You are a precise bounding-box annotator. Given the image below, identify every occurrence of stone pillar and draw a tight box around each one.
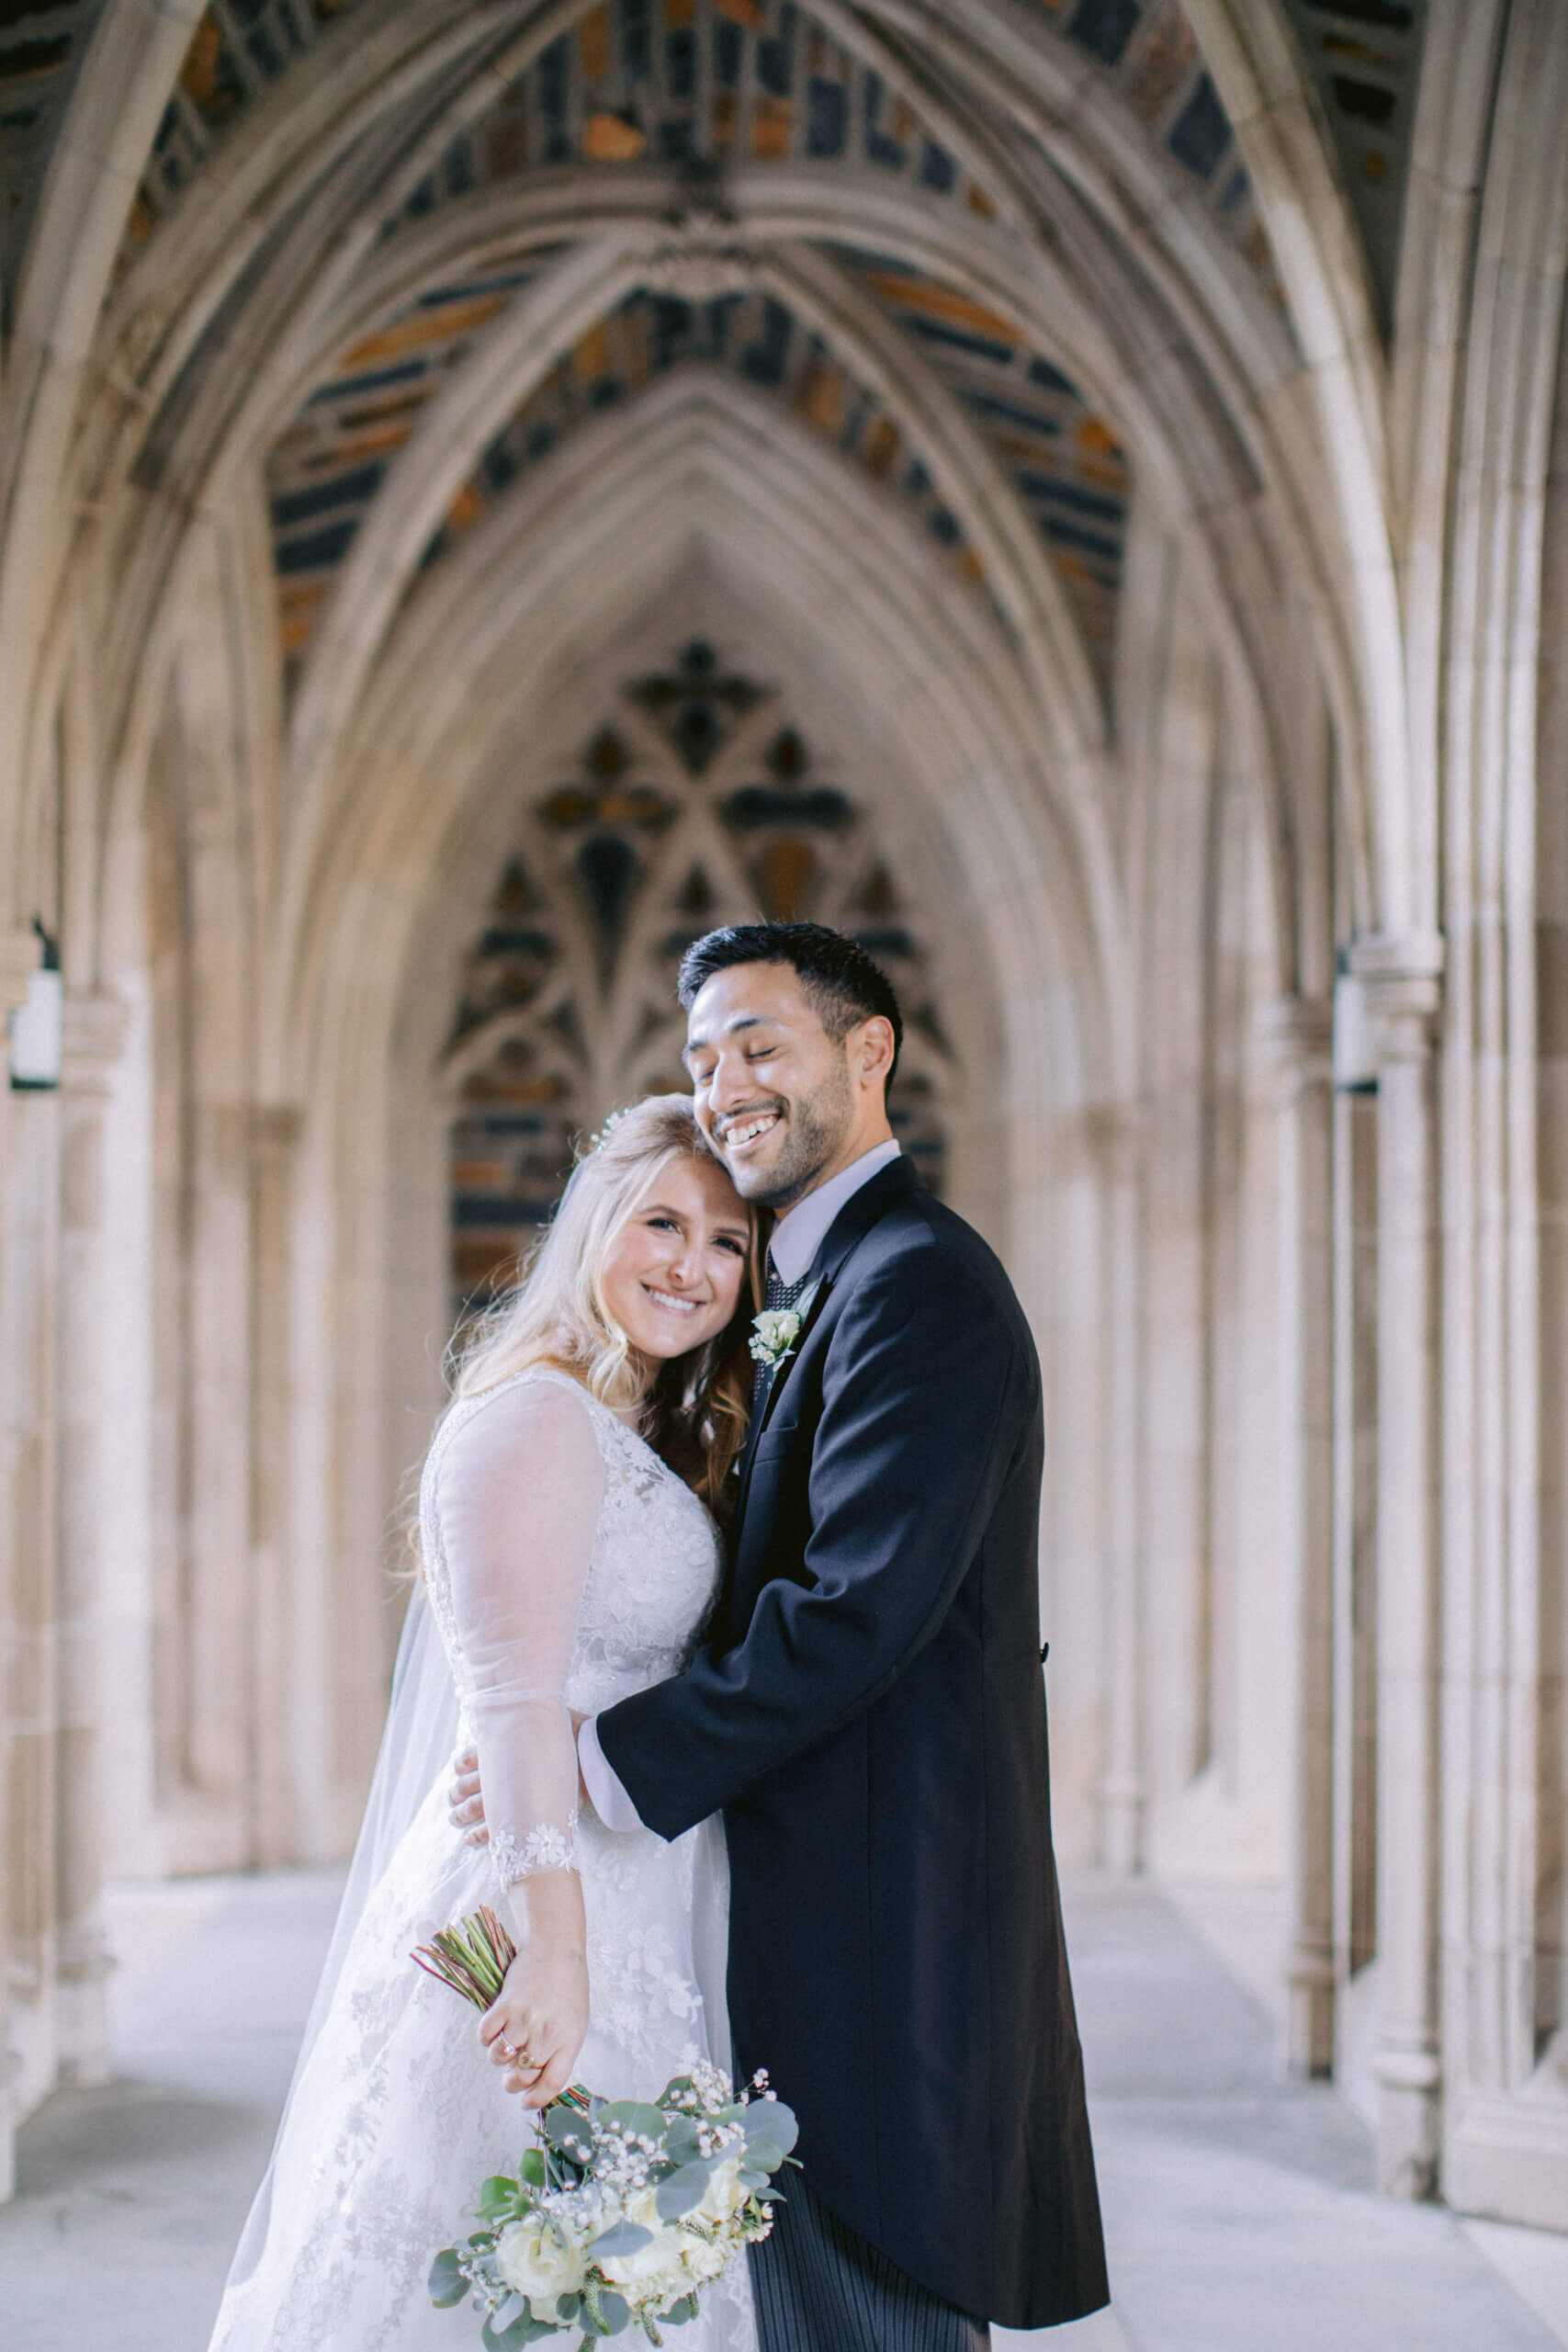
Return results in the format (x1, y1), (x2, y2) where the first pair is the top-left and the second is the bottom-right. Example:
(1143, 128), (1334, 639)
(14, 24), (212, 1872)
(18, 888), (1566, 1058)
(53, 991), (128, 2086)
(1358, 940), (1446, 2196)
(0, 929), (61, 2197)
(1098, 1104), (1145, 1871)
(0, 926), (42, 2201)
(1330, 1086), (1379, 2086)
(246, 1105), (301, 1869)
(1259, 995), (1337, 2075)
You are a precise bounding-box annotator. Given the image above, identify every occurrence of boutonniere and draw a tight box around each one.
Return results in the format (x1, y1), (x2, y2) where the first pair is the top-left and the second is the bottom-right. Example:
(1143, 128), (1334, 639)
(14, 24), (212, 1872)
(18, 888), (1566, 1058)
(749, 1308), (803, 1368)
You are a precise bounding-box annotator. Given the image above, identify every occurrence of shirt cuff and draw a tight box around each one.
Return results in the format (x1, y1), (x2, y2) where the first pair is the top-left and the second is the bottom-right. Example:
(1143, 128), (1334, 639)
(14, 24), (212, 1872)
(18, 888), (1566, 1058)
(578, 1714), (644, 1833)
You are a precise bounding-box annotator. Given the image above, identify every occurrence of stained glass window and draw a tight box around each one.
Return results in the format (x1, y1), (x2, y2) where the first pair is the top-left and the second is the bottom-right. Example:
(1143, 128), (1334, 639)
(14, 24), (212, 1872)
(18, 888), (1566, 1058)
(446, 640), (952, 1316)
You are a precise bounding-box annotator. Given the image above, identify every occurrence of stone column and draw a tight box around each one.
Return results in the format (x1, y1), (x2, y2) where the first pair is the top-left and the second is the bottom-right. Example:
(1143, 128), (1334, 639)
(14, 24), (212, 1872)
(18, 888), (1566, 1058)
(1330, 1086), (1379, 2082)
(1097, 1103), (1145, 1871)
(1358, 940), (1446, 2197)
(246, 1105), (301, 1869)
(0, 929), (62, 2196)
(0, 925), (43, 2201)
(53, 991), (128, 2086)
(1258, 995), (1337, 2075)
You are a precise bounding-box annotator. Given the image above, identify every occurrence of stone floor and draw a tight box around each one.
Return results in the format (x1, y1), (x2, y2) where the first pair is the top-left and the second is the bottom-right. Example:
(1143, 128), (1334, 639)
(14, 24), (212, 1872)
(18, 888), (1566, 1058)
(1, 1869), (1565, 2351)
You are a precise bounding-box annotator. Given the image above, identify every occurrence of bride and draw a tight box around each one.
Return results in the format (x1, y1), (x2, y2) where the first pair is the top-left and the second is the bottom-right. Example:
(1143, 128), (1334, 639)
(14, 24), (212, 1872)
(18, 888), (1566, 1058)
(209, 1095), (762, 2351)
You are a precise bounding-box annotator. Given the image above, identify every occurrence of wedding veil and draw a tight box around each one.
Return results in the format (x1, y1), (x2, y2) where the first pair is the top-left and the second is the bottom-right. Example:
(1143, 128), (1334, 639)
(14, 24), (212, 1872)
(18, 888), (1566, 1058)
(220, 1577), (460, 2290)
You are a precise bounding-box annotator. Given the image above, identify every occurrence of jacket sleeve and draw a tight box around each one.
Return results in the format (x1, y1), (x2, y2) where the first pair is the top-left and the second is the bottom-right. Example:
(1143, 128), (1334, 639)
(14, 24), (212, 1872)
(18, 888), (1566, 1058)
(595, 1250), (1021, 1840)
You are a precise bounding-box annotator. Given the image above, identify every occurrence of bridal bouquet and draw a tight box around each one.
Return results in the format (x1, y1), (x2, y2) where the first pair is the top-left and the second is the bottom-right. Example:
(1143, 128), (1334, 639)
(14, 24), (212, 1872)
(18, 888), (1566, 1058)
(415, 1912), (797, 2346)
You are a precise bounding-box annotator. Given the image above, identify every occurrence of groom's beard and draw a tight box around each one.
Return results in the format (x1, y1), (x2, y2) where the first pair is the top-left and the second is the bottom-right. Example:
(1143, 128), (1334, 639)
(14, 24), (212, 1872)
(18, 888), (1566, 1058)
(723, 1064), (854, 1210)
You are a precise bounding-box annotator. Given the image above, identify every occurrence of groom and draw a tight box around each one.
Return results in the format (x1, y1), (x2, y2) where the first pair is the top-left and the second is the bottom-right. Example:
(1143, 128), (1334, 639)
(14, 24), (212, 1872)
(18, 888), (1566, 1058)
(460, 922), (1109, 2346)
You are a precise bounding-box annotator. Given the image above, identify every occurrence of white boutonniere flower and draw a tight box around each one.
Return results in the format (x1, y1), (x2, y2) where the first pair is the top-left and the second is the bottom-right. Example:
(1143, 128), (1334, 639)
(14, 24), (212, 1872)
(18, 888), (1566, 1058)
(749, 1307), (803, 1368)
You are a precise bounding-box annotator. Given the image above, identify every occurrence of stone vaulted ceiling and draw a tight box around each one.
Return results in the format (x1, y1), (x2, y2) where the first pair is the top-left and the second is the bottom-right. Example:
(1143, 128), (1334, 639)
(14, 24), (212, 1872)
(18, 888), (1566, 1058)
(22, 0), (1427, 763)
(243, 0), (1159, 715)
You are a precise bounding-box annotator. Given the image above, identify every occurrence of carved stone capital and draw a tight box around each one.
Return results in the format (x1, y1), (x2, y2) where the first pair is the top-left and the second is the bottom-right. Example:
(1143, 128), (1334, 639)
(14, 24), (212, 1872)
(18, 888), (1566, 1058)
(1346, 933), (1445, 1062)
(1256, 995), (1335, 1097)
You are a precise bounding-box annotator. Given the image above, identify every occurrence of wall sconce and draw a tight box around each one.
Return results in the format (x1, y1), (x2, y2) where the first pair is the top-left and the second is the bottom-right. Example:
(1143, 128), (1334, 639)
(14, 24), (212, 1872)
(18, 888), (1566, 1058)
(1332, 967), (1378, 1095)
(7, 918), (62, 1091)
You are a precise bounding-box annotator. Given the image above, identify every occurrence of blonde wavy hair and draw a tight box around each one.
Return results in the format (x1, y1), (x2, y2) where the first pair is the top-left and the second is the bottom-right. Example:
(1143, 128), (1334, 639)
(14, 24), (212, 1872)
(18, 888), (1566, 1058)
(448, 1094), (761, 1510)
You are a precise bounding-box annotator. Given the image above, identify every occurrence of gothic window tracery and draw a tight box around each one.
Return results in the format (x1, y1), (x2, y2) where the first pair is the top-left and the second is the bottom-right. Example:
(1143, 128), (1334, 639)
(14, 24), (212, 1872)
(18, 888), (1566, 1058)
(446, 639), (952, 1315)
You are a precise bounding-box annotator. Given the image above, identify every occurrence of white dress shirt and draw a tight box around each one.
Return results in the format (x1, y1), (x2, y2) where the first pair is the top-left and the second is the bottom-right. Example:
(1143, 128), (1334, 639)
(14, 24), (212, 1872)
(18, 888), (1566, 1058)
(579, 1138), (903, 1832)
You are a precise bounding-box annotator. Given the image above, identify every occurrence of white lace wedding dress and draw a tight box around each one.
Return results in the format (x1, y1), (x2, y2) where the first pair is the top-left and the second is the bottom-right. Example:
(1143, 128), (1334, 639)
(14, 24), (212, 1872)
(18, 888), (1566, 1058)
(209, 1368), (758, 2351)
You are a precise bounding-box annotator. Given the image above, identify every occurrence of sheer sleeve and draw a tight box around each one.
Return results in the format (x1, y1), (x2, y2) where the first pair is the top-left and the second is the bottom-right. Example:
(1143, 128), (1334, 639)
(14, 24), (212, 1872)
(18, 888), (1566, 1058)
(432, 1376), (605, 1896)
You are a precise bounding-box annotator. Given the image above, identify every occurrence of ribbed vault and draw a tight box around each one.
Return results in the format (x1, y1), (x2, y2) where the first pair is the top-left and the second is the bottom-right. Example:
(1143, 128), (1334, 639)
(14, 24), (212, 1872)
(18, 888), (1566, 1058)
(58, 0), (1373, 973)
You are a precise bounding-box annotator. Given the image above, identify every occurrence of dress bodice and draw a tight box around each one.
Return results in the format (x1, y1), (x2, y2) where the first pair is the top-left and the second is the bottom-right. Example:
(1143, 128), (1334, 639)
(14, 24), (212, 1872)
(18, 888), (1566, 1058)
(421, 1366), (724, 1709)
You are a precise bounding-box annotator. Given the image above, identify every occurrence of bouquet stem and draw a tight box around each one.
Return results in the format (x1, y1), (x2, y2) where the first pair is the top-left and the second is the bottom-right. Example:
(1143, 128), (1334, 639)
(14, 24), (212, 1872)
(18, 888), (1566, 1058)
(411, 1905), (516, 2010)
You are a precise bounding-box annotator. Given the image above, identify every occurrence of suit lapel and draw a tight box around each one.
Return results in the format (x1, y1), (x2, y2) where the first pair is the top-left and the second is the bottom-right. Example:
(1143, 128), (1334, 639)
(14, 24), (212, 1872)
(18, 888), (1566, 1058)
(732, 1156), (919, 1524)
(733, 1272), (824, 1510)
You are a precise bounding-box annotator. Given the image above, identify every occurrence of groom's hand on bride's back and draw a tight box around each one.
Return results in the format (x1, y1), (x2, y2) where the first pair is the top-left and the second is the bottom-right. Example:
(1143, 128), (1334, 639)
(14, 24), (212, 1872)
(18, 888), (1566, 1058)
(448, 1746), (488, 1844)
(448, 1724), (590, 1842)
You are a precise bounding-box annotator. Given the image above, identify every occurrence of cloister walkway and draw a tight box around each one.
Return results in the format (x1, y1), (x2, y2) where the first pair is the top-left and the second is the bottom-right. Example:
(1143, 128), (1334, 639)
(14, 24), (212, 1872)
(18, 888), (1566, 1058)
(0, 1871), (1563, 2351)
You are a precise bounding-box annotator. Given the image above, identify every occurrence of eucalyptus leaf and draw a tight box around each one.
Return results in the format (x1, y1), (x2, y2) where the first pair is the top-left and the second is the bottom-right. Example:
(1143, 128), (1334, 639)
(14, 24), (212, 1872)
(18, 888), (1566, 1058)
(595, 2100), (667, 2142)
(481, 2310), (552, 2350)
(478, 2174), (522, 2221)
(588, 2218), (654, 2257)
(428, 2248), (468, 2308)
(743, 2101), (798, 2157)
(545, 2105), (595, 2162)
(660, 2118), (702, 2165)
(662, 2295), (698, 2326)
(519, 2147), (547, 2188)
(595, 2289), (631, 2335)
(654, 2158), (716, 2220)
(480, 2302), (519, 2348)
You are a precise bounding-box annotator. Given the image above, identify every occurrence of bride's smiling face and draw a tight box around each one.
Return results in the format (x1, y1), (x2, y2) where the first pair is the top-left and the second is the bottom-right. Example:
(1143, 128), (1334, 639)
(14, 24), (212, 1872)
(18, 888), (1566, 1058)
(598, 1154), (751, 1362)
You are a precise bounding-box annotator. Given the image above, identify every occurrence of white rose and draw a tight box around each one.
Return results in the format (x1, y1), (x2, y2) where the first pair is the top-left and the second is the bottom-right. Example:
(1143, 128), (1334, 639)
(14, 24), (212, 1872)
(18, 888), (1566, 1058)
(693, 2154), (749, 2228)
(682, 2233), (731, 2285)
(493, 2211), (587, 2306)
(595, 2195), (692, 2306)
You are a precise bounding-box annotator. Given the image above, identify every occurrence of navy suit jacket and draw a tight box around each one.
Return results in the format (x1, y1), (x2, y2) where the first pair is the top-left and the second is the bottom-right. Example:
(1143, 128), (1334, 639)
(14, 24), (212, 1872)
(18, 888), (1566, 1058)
(596, 1158), (1109, 2326)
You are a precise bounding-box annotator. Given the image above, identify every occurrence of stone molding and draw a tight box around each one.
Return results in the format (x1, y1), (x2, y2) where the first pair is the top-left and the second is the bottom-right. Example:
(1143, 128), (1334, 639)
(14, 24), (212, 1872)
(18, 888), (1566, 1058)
(1346, 933), (1445, 1058)
(1256, 993), (1335, 1095)
(59, 993), (129, 1093)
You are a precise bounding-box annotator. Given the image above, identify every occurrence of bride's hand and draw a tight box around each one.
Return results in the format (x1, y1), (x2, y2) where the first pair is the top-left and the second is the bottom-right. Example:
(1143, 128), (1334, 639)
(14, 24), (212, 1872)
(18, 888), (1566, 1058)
(479, 1871), (590, 2107)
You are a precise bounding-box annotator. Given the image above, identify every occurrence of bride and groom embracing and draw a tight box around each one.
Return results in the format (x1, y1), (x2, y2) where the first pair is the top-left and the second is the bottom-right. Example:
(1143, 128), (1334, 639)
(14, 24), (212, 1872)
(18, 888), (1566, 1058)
(209, 922), (1110, 2352)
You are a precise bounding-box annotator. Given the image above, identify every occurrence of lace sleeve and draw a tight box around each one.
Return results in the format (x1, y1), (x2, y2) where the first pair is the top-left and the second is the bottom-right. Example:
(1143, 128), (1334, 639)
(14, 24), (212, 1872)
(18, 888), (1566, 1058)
(434, 1376), (606, 1899)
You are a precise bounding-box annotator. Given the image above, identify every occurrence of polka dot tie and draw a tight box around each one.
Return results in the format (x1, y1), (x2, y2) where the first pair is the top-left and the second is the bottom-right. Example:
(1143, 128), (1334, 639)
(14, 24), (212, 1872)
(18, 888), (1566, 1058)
(752, 1260), (813, 1408)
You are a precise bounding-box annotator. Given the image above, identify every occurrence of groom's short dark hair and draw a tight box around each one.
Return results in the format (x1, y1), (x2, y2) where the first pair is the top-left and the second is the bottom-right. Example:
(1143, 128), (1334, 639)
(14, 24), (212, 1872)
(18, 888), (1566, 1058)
(678, 922), (903, 1088)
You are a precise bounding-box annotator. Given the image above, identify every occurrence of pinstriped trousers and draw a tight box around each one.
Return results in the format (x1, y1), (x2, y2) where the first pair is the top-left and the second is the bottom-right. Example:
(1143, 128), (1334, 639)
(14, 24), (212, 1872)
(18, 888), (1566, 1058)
(749, 2175), (989, 2352)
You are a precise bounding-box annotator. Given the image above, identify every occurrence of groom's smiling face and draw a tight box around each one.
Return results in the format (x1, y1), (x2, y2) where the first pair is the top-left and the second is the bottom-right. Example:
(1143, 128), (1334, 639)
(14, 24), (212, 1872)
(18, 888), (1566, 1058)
(682, 962), (862, 1209)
